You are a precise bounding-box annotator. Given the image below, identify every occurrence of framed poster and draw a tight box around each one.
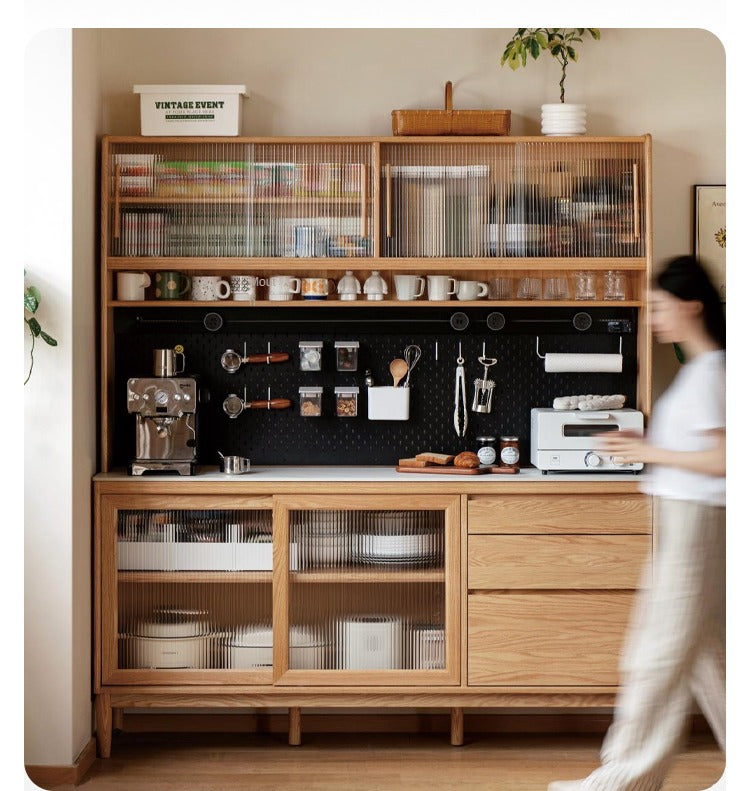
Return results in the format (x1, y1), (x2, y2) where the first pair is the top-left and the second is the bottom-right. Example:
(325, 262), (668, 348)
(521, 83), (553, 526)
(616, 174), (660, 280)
(694, 185), (726, 302)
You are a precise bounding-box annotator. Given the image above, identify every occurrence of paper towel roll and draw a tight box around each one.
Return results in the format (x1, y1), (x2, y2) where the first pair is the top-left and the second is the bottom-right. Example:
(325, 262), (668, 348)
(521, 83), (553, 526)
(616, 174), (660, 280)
(544, 353), (623, 373)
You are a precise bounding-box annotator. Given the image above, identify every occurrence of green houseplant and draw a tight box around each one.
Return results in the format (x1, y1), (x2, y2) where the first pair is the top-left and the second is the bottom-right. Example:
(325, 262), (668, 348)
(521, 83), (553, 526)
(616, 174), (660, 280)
(500, 28), (601, 135)
(24, 277), (58, 385)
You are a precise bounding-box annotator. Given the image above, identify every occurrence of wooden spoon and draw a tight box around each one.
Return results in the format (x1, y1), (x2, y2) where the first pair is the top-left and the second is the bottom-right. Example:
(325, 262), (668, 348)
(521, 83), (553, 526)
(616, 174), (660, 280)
(389, 358), (409, 387)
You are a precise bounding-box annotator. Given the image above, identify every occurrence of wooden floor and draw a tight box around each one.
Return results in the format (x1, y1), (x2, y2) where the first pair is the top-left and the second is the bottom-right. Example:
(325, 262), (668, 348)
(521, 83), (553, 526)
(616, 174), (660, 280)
(52, 731), (724, 791)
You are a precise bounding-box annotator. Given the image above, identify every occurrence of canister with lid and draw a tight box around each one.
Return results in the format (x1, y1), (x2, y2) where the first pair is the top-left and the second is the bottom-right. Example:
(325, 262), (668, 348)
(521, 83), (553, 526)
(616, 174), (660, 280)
(499, 436), (520, 469)
(299, 341), (323, 372)
(475, 436), (497, 466)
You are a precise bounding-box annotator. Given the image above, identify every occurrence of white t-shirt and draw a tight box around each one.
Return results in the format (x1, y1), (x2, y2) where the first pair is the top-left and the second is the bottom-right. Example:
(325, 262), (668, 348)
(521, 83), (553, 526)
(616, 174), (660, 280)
(642, 349), (725, 505)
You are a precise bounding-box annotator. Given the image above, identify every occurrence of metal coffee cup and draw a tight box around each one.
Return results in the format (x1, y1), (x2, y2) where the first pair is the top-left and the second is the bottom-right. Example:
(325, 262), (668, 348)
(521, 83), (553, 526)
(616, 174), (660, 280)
(153, 348), (185, 377)
(219, 454), (252, 474)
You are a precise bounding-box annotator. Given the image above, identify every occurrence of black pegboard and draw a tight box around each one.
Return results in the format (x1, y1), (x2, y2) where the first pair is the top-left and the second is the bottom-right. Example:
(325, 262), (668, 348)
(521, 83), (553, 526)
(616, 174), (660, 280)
(113, 306), (638, 467)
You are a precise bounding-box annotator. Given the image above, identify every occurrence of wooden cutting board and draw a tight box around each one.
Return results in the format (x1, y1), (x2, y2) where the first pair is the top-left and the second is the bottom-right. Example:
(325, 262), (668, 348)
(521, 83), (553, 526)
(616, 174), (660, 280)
(396, 465), (491, 475)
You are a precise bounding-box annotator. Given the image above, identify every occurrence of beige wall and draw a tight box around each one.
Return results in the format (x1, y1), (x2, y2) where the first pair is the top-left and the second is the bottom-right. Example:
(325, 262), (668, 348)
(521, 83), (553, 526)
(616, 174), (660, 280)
(97, 27), (725, 394)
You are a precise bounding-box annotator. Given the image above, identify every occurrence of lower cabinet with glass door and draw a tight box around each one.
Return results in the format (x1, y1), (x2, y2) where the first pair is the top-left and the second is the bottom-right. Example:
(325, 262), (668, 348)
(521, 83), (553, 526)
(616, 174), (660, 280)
(94, 491), (461, 757)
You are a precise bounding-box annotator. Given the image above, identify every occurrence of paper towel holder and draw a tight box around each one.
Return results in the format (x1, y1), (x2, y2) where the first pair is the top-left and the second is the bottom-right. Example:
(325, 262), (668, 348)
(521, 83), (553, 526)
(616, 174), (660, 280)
(536, 335), (622, 360)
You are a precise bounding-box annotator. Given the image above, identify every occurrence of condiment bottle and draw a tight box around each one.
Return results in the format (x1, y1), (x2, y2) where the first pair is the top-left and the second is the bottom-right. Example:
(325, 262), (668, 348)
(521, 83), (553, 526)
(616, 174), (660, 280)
(499, 436), (520, 469)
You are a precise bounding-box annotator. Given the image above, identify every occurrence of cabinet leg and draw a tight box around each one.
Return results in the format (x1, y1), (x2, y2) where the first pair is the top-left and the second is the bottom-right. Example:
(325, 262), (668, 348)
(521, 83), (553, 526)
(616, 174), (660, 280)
(95, 694), (112, 758)
(450, 707), (464, 746)
(288, 707), (302, 746)
(113, 707), (124, 732)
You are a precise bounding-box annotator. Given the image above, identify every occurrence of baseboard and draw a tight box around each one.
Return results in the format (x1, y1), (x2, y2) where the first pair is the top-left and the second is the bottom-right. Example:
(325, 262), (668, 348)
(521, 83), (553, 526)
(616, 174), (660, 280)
(25, 738), (96, 789)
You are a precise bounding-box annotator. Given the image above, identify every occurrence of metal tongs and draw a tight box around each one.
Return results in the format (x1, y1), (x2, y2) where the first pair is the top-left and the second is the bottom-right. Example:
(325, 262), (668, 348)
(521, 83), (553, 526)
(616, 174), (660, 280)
(454, 343), (468, 437)
(471, 344), (497, 414)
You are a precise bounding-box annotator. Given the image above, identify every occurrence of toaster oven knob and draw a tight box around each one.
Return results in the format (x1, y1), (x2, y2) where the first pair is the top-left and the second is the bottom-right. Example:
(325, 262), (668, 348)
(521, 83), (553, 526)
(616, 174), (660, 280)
(584, 452), (602, 468)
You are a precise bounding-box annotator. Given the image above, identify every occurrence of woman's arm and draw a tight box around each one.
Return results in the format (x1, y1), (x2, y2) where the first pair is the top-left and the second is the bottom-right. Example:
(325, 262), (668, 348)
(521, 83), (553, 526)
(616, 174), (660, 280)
(596, 429), (726, 477)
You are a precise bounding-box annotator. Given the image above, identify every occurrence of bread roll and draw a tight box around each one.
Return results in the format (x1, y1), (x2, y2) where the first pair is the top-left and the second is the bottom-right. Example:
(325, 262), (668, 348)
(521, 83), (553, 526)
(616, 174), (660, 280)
(454, 451), (480, 469)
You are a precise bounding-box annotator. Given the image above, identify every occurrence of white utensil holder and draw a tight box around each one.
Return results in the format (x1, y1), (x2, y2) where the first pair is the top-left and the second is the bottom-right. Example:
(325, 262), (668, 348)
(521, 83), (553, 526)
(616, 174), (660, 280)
(367, 387), (410, 421)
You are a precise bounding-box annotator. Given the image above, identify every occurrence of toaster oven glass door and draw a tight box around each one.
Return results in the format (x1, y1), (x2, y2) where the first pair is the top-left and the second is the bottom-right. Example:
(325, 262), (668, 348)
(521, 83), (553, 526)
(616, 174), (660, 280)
(562, 424), (621, 437)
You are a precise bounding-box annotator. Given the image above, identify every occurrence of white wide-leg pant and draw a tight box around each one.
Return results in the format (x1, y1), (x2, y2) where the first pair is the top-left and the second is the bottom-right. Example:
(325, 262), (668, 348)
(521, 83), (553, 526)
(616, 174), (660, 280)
(581, 498), (726, 791)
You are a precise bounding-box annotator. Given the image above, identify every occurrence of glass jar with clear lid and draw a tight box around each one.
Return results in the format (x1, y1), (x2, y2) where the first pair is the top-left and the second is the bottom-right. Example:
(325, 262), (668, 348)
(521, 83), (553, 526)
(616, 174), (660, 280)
(335, 341), (359, 372)
(299, 341), (323, 372)
(334, 386), (359, 417)
(299, 386), (323, 417)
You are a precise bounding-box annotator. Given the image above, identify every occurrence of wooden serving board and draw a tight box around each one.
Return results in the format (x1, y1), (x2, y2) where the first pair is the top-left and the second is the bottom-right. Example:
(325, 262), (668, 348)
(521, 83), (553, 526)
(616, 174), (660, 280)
(396, 465), (491, 475)
(488, 466), (520, 474)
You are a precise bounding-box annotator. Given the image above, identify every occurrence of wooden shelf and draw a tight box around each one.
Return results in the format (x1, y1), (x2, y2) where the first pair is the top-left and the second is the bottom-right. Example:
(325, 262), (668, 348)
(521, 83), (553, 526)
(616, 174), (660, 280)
(107, 257), (647, 272)
(290, 568), (445, 583)
(118, 571), (272, 583)
(109, 299), (642, 308)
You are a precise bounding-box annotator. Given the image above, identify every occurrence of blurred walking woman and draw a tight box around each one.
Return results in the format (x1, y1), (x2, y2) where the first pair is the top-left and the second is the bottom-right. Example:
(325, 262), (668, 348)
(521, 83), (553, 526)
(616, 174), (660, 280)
(549, 255), (726, 791)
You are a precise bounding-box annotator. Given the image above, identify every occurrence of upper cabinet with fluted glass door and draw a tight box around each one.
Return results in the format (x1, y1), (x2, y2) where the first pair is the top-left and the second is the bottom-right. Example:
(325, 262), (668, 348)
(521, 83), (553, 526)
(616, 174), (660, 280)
(102, 136), (650, 305)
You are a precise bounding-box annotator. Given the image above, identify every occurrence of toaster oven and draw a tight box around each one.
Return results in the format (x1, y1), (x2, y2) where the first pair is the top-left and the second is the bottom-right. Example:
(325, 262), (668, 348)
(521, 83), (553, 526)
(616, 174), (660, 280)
(530, 407), (644, 473)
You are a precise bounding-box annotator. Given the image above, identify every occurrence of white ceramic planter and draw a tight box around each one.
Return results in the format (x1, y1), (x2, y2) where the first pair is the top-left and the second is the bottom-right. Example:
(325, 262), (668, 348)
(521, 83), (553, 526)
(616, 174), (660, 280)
(541, 103), (587, 136)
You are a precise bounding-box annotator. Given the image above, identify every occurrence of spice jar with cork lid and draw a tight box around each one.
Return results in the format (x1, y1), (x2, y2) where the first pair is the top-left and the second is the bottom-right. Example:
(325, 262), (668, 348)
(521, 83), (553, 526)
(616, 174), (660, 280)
(499, 436), (520, 470)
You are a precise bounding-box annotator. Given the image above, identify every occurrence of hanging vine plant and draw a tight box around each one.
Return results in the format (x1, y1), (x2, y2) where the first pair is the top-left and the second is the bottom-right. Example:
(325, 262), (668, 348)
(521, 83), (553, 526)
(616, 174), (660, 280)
(24, 277), (58, 385)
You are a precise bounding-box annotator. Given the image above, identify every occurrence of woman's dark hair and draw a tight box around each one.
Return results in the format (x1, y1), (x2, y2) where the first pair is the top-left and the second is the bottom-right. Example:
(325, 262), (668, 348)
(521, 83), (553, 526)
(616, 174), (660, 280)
(654, 255), (726, 349)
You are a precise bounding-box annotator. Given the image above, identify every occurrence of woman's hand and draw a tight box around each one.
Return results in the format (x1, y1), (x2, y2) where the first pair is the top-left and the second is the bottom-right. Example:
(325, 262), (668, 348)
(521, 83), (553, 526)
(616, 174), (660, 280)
(596, 430), (656, 464)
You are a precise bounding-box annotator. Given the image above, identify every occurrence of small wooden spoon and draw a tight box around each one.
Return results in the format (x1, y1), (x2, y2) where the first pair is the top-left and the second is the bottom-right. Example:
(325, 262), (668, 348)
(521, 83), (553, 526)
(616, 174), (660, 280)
(389, 358), (409, 387)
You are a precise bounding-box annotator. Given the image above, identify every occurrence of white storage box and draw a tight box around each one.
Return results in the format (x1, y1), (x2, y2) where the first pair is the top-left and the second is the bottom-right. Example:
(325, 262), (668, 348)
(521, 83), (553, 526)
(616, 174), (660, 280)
(133, 85), (248, 136)
(234, 541), (273, 571)
(367, 386), (410, 421)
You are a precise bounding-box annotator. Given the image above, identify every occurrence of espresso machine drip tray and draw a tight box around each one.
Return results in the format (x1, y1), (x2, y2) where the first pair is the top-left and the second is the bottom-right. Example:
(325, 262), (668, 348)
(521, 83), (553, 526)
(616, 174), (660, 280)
(130, 460), (196, 476)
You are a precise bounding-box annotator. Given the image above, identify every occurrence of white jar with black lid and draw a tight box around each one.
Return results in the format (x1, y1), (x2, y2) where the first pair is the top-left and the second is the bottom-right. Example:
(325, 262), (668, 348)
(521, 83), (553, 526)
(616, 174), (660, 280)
(475, 436), (497, 466)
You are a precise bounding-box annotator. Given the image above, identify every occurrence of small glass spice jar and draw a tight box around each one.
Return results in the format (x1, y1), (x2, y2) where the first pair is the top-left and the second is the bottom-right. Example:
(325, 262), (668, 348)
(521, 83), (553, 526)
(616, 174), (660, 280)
(475, 436), (497, 466)
(334, 386), (359, 417)
(499, 436), (520, 469)
(299, 386), (323, 417)
(335, 341), (359, 372)
(299, 340), (323, 372)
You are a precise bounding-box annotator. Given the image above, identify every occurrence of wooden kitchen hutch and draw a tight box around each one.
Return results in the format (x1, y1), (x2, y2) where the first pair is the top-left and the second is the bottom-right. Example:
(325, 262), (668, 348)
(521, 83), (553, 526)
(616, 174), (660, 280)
(94, 134), (653, 757)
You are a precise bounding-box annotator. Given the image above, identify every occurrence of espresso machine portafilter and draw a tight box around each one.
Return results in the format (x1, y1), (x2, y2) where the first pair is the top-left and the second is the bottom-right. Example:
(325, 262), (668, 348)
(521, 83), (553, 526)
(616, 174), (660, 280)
(127, 347), (199, 476)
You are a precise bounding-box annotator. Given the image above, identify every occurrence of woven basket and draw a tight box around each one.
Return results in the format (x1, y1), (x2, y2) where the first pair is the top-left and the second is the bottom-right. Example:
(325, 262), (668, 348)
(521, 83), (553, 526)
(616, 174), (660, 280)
(391, 82), (511, 136)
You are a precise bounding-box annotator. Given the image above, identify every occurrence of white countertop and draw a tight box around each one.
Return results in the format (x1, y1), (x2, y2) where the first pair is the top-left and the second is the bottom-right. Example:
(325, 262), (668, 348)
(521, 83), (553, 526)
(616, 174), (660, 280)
(95, 465), (643, 484)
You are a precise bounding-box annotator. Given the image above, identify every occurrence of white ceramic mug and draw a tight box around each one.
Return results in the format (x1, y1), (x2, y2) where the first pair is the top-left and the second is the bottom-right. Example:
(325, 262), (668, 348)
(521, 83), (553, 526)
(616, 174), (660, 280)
(427, 275), (458, 301)
(117, 271), (151, 301)
(456, 280), (489, 301)
(230, 275), (256, 302)
(268, 275), (302, 302)
(394, 274), (425, 301)
(191, 276), (231, 301)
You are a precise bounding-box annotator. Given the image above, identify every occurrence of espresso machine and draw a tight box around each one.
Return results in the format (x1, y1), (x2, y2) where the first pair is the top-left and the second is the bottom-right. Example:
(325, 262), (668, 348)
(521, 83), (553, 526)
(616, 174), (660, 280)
(127, 348), (200, 475)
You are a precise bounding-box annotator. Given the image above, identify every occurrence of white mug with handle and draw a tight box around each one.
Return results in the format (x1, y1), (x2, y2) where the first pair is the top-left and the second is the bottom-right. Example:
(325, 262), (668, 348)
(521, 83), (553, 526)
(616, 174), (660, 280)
(191, 276), (231, 301)
(456, 280), (489, 301)
(394, 274), (426, 301)
(427, 275), (458, 301)
(117, 271), (151, 301)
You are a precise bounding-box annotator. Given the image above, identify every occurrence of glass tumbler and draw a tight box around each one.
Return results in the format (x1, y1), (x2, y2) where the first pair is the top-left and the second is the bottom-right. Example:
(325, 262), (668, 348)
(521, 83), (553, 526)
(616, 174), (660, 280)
(489, 277), (514, 300)
(517, 277), (542, 300)
(574, 270), (597, 300)
(543, 276), (570, 300)
(603, 270), (626, 301)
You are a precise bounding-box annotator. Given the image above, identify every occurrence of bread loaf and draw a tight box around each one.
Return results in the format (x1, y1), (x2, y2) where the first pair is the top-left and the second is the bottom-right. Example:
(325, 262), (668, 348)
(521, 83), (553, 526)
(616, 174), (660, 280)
(415, 452), (455, 465)
(399, 457), (429, 468)
(454, 451), (480, 469)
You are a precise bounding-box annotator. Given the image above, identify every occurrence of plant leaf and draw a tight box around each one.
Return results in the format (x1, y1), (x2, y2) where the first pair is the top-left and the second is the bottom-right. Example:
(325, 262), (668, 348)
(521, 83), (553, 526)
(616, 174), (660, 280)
(40, 331), (58, 347)
(530, 38), (540, 59)
(27, 317), (41, 337)
(24, 287), (40, 314)
(535, 31), (548, 48)
(550, 43), (562, 56)
(588, 28), (601, 39)
(567, 46), (578, 61)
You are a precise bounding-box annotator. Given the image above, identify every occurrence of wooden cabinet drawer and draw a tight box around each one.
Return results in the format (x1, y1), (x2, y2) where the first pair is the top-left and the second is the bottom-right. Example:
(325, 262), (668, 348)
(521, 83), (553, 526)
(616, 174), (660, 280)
(468, 534), (651, 589)
(467, 494), (652, 535)
(468, 591), (634, 686)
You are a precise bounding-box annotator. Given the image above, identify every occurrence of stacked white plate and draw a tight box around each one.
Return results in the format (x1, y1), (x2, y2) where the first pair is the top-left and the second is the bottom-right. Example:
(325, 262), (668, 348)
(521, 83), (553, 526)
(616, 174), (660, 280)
(541, 103), (587, 136)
